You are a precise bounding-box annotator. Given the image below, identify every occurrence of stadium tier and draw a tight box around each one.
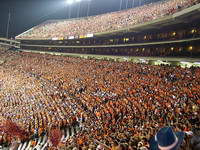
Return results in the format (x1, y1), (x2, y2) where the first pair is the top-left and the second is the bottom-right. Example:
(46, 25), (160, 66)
(16, 0), (200, 57)
(0, 49), (200, 149)
(16, 0), (199, 40)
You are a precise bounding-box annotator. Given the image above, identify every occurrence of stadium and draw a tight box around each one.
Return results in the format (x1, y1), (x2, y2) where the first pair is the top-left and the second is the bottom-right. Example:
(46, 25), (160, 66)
(0, 0), (200, 149)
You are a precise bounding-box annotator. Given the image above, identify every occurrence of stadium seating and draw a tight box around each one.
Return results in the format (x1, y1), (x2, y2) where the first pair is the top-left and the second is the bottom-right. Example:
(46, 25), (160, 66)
(0, 49), (199, 149)
(15, 123), (81, 150)
(1, 0), (199, 149)
(16, 0), (199, 39)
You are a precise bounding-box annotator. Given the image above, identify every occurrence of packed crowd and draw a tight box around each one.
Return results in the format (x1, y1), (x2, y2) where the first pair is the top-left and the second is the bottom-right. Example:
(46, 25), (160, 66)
(0, 49), (199, 149)
(16, 0), (200, 39)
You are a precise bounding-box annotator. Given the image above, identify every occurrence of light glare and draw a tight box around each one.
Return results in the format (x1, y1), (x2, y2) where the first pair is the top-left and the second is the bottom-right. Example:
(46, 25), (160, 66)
(66, 0), (74, 5)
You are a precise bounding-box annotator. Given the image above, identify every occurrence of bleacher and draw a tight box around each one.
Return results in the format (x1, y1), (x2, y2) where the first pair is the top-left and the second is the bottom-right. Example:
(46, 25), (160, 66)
(0, 0), (200, 149)
(16, 0), (199, 40)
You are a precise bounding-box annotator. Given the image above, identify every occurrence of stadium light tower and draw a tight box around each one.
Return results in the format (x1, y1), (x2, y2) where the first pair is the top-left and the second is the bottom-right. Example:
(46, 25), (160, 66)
(66, 0), (74, 19)
(119, 0), (123, 10)
(132, 0), (134, 8)
(86, 0), (91, 17)
(126, 0), (129, 9)
(65, 0), (91, 19)
(6, 9), (11, 38)
(139, 0), (142, 6)
(76, 0), (82, 18)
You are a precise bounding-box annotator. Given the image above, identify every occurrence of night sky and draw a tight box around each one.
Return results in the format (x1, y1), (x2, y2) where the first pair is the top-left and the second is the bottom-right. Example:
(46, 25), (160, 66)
(0, 0), (160, 38)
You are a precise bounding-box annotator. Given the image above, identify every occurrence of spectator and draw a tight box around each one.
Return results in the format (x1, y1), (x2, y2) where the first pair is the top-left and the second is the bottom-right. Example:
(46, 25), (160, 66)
(0, 49), (199, 149)
(17, 0), (199, 39)
(149, 126), (185, 150)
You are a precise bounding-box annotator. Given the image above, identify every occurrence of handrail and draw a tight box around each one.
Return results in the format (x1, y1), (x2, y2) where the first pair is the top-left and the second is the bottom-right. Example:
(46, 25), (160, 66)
(0, 42), (20, 49)
(0, 38), (20, 44)
(0, 42), (12, 47)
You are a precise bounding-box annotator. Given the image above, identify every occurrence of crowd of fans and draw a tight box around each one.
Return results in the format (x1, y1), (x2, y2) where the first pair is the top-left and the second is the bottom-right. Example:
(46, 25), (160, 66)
(17, 0), (200, 39)
(0, 49), (199, 149)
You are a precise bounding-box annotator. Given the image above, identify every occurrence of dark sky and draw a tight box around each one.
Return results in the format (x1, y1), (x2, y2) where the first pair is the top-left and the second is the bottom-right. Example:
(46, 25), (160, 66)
(0, 0), (159, 38)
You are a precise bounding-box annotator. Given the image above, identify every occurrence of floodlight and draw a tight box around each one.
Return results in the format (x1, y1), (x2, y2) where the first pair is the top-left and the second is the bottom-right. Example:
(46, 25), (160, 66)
(66, 0), (74, 5)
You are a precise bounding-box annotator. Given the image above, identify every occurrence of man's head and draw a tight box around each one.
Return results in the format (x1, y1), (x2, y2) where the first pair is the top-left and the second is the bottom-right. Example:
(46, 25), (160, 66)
(149, 126), (185, 150)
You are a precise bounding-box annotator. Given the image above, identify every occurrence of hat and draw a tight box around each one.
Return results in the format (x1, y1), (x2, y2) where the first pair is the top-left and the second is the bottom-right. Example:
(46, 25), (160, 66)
(149, 127), (185, 150)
